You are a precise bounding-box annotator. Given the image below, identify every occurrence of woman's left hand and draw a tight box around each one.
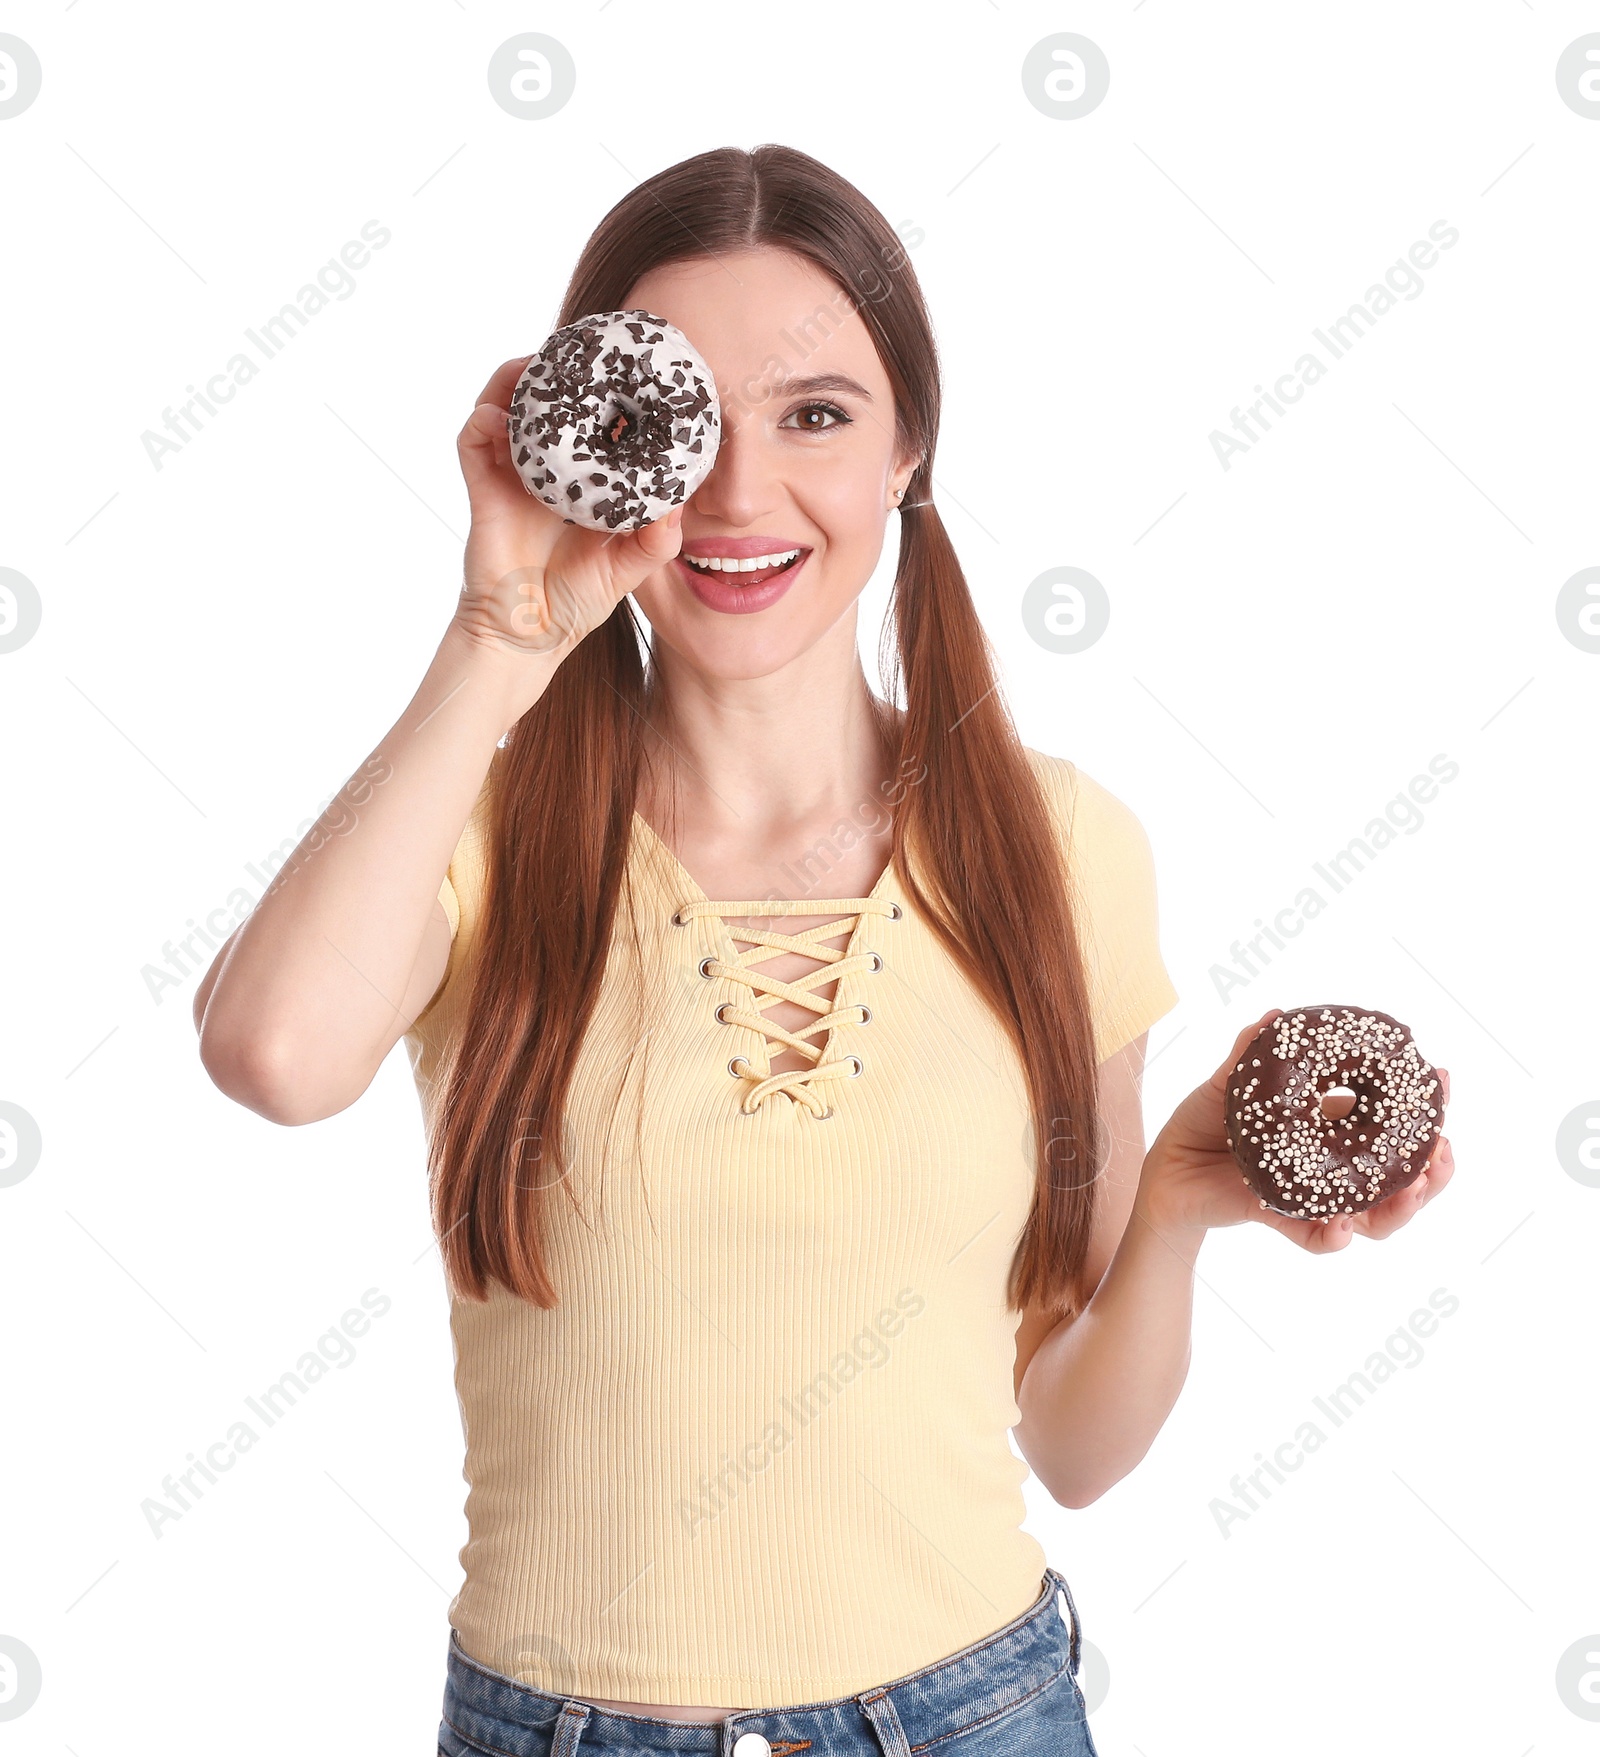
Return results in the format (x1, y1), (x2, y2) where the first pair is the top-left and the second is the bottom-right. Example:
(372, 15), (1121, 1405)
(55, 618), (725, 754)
(1135, 1007), (1454, 1253)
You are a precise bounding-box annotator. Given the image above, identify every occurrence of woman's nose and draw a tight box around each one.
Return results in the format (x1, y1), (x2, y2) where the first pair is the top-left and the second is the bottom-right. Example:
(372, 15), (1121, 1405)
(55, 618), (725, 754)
(690, 417), (776, 526)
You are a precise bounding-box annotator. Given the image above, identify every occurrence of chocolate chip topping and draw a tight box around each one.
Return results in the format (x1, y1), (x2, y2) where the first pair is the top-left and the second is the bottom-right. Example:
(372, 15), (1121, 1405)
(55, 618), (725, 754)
(506, 309), (721, 532)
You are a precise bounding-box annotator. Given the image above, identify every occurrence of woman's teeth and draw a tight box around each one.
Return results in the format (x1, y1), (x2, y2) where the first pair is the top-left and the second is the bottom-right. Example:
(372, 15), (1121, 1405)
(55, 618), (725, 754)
(683, 549), (801, 575)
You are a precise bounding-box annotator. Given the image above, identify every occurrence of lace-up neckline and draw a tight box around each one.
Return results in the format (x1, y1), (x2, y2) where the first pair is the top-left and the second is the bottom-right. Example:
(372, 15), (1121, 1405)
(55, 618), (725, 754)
(636, 812), (902, 1120)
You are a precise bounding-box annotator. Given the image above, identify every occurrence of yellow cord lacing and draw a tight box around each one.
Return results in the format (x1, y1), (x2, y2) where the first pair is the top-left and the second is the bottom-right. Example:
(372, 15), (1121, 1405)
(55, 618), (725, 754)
(673, 896), (901, 1117)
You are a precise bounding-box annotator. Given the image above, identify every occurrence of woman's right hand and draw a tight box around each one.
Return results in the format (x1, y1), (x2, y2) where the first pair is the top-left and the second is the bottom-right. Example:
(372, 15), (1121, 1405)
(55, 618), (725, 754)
(1134, 1009), (1453, 1252)
(451, 353), (686, 683)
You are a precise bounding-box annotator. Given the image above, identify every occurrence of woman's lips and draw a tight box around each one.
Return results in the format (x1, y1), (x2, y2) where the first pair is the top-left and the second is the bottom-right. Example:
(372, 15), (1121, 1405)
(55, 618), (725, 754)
(673, 549), (809, 615)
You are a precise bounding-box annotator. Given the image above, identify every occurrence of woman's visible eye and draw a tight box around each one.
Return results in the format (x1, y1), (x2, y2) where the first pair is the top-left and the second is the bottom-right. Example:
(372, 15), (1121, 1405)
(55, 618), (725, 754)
(780, 400), (852, 434)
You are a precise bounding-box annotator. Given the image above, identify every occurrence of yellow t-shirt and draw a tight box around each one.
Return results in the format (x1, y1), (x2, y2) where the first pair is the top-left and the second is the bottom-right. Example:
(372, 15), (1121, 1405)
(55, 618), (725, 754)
(403, 747), (1178, 1706)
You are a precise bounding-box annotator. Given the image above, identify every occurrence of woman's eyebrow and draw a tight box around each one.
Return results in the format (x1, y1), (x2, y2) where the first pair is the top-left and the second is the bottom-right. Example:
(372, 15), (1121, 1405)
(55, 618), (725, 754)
(778, 371), (875, 402)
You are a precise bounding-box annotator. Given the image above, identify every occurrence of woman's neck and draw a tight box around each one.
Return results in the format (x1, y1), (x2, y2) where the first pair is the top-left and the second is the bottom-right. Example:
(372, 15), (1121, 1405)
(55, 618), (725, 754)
(640, 618), (902, 848)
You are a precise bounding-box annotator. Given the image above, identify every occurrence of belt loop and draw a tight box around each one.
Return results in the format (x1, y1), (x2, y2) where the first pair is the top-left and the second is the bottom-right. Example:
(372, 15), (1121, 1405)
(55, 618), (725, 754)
(1047, 1566), (1084, 1676)
(856, 1685), (913, 1757)
(550, 1697), (592, 1755)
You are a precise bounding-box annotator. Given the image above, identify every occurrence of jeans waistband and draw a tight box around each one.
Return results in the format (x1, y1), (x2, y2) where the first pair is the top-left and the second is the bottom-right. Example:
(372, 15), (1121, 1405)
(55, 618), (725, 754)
(441, 1566), (1084, 1757)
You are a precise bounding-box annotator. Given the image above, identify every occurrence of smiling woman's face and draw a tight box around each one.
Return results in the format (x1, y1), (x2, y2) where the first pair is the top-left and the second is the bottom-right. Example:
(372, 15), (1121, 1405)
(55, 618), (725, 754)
(624, 246), (920, 680)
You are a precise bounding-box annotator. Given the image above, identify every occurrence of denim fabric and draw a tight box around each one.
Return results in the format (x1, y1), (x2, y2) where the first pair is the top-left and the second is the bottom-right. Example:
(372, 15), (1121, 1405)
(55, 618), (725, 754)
(438, 1566), (1099, 1756)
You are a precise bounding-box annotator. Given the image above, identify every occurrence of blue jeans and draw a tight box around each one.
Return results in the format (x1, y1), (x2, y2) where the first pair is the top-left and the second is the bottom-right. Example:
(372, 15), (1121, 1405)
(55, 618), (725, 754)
(438, 1565), (1099, 1756)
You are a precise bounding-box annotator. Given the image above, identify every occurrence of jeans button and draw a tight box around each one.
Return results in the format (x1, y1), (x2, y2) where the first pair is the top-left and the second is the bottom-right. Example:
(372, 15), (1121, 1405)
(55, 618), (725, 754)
(732, 1735), (772, 1757)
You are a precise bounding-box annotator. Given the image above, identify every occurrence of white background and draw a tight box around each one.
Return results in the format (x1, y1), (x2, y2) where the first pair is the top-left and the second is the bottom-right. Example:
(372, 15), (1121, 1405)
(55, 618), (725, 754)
(2, 2), (1596, 1752)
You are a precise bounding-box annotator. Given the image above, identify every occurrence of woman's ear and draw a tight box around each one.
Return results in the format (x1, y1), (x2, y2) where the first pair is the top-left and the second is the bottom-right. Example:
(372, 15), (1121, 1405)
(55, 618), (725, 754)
(888, 453), (924, 509)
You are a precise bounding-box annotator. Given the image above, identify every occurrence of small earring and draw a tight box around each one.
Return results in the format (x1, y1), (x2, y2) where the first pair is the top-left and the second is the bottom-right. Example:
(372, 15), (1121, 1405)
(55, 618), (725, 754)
(893, 487), (904, 502)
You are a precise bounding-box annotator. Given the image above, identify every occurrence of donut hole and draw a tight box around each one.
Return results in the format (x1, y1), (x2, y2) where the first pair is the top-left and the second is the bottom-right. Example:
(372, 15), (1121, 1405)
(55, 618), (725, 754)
(1319, 1085), (1358, 1122)
(596, 391), (646, 451)
(595, 389), (677, 463)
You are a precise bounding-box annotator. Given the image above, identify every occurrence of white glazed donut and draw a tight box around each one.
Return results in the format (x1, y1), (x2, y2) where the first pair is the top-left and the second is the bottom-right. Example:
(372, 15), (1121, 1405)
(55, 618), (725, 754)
(507, 309), (721, 532)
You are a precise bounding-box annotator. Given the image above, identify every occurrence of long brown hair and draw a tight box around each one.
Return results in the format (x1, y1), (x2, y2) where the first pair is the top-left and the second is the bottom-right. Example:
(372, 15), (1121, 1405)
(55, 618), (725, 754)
(429, 144), (1104, 1320)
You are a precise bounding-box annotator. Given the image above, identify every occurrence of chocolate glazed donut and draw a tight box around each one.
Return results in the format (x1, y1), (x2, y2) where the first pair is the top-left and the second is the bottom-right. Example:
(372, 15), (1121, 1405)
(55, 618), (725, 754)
(1223, 1006), (1443, 1221)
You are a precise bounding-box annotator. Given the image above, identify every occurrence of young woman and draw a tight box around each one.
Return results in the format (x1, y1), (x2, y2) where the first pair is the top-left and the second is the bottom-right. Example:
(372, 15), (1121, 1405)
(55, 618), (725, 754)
(194, 144), (1453, 1756)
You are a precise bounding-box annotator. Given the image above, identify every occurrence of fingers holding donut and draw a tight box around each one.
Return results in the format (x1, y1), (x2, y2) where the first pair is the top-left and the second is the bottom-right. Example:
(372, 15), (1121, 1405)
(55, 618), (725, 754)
(1151, 1007), (1289, 1173)
(1347, 1134), (1453, 1241)
(456, 354), (542, 523)
(1256, 1117), (1454, 1250)
(1249, 1197), (1362, 1254)
(476, 354), (536, 412)
(450, 317), (718, 669)
(458, 398), (550, 533)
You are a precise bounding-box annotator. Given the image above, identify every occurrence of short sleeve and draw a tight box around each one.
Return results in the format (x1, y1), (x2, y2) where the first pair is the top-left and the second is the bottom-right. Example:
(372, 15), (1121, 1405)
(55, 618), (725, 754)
(437, 870), (461, 942)
(1031, 752), (1180, 1063)
(410, 870), (463, 1034)
(407, 782), (488, 1040)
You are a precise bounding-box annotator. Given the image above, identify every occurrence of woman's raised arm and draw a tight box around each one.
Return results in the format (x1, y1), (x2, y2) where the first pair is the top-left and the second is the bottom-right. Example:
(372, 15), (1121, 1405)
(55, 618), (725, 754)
(193, 356), (687, 1125)
(192, 623), (543, 1125)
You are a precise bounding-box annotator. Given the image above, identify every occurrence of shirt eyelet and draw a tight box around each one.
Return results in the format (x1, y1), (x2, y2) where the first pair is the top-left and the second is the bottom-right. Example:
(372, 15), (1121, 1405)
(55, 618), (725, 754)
(699, 955), (717, 979)
(887, 902), (902, 921)
(856, 1004), (873, 1025)
(845, 1055), (864, 1077)
(728, 1055), (750, 1078)
(867, 952), (883, 972)
(715, 1002), (735, 1023)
